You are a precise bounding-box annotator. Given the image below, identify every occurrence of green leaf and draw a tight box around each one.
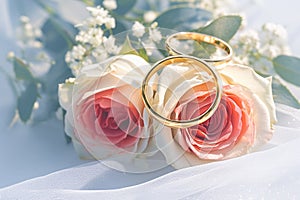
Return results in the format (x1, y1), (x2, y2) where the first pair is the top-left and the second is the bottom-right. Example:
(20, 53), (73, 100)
(43, 58), (72, 94)
(82, 0), (94, 6)
(62, 109), (72, 143)
(155, 7), (212, 31)
(41, 15), (74, 95)
(112, 20), (127, 35)
(119, 36), (139, 55)
(137, 46), (148, 62)
(196, 15), (242, 42)
(13, 57), (34, 81)
(115, 0), (137, 15)
(272, 76), (300, 109)
(42, 16), (76, 54)
(119, 36), (149, 61)
(17, 82), (38, 122)
(273, 55), (300, 86)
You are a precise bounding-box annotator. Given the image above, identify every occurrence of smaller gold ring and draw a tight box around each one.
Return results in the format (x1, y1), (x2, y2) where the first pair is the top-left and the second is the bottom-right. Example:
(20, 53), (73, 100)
(165, 32), (232, 66)
(142, 55), (222, 128)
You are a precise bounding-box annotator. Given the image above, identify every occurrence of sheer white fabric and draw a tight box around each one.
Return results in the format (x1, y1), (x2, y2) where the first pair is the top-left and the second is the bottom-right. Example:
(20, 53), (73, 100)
(0, 105), (299, 199)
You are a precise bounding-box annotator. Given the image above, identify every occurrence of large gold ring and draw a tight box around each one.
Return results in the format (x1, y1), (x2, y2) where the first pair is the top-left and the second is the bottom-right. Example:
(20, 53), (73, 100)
(165, 32), (232, 66)
(142, 55), (222, 128)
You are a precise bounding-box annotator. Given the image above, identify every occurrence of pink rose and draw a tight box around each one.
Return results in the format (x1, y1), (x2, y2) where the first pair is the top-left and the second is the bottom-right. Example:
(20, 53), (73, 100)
(155, 64), (277, 169)
(59, 55), (160, 172)
(173, 85), (255, 160)
(76, 87), (144, 148)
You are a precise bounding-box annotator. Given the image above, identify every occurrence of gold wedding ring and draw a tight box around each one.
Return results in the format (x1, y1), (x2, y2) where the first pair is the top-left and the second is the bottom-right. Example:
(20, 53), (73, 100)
(165, 32), (232, 66)
(142, 55), (222, 128)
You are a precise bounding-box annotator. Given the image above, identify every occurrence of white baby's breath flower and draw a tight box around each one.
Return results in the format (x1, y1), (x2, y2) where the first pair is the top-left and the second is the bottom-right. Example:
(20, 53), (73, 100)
(259, 45), (281, 58)
(149, 28), (162, 43)
(29, 40), (43, 48)
(103, 0), (117, 10)
(76, 28), (104, 47)
(7, 51), (15, 60)
(75, 30), (89, 43)
(69, 61), (82, 76)
(240, 30), (260, 50)
(85, 6), (112, 27)
(17, 16), (43, 48)
(232, 30), (260, 58)
(132, 21), (145, 38)
(144, 11), (158, 23)
(94, 16), (107, 26)
(200, 0), (234, 16)
(92, 46), (109, 62)
(86, 6), (109, 18)
(83, 17), (98, 27)
(72, 45), (86, 60)
(65, 5), (118, 75)
(87, 28), (104, 46)
(20, 16), (30, 23)
(65, 51), (72, 63)
(262, 23), (287, 40)
(33, 101), (39, 110)
(151, 22), (157, 29)
(34, 29), (42, 38)
(260, 23), (290, 54)
(105, 17), (116, 29)
(103, 35), (120, 54)
(55, 107), (64, 120)
(81, 57), (93, 66)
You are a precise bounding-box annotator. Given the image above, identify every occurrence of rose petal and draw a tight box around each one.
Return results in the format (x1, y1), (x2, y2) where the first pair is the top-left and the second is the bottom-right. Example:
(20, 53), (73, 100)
(219, 64), (277, 125)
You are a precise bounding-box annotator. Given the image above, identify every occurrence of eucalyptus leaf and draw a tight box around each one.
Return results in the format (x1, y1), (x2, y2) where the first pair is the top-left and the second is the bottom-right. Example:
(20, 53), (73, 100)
(13, 57), (34, 81)
(17, 82), (38, 122)
(169, 1), (190, 7)
(137, 46), (149, 62)
(112, 20), (128, 35)
(115, 0), (137, 15)
(63, 109), (72, 143)
(119, 36), (149, 61)
(272, 76), (300, 109)
(42, 58), (72, 95)
(273, 55), (300, 86)
(41, 15), (74, 95)
(119, 36), (139, 55)
(196, 15), (242, 42)
(155, 7), (211, 31)
(42, 15), (76, 54)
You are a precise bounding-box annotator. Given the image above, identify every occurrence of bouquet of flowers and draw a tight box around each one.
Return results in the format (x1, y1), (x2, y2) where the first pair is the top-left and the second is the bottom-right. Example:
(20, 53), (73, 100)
(3, 0), (300, 171)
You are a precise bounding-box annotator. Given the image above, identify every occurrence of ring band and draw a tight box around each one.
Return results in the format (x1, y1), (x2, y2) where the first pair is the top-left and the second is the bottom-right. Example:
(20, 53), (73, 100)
(142, 55), (222, 128)
(165, 32), (232, 66)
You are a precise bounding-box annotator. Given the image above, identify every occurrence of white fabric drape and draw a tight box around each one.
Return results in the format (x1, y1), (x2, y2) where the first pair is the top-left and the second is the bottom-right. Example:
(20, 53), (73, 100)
(1, 105), (299, 199)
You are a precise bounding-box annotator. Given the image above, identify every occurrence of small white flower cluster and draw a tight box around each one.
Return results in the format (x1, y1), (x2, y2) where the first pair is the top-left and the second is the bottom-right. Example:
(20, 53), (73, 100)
(143, 11), (158, 23)
(132, 21), (162, 43)
(232, 23), (290, 74)
(9, 16), (52, 77)
(260, 23), (290, 58)
(103, 0), (117, 10)
(17, 16), (43, 48)
(131, 21), (163, 56)
(65, 6), (120, 76)
(200, 0), (234, 17)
